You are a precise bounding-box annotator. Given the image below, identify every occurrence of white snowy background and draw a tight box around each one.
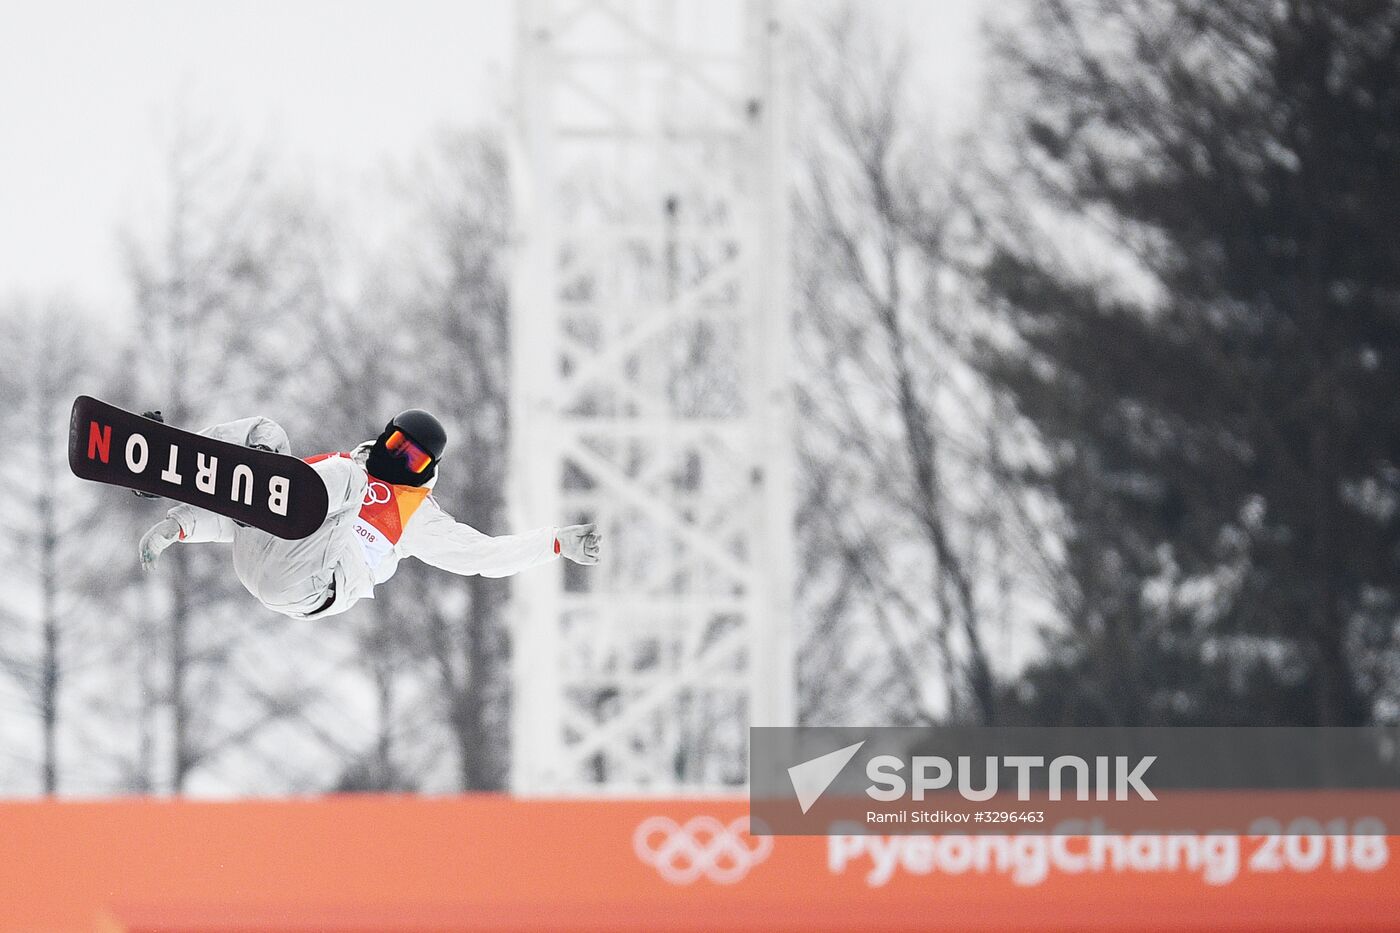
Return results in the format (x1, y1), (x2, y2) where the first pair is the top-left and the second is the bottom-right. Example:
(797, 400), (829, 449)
(3, 0), (1393, 796)
(0, 0), (1003, 797)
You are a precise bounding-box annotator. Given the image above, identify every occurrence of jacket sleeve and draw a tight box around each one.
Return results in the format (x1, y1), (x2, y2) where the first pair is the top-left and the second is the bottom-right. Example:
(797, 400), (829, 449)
(197, 416), (291, 454)
(160, 416), (296, 544)
(399, 498), (558, 578)
(166, 504), (237, 544)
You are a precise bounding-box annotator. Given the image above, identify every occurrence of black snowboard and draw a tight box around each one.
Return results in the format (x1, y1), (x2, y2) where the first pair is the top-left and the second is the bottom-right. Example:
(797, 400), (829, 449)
(68, 396), (329, 540)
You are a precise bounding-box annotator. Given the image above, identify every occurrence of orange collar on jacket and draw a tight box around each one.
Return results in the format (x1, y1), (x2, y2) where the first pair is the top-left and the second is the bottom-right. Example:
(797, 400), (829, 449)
(305, 452), (432, 545)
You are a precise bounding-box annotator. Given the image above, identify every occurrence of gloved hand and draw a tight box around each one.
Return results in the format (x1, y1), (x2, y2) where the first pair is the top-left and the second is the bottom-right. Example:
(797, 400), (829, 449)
(556, 523), (602, 565)
(138, 517), (182, 571)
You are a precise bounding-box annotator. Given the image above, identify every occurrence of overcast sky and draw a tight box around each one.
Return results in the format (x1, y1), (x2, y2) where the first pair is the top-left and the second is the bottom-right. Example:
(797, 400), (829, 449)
(0, 0), (983, 311)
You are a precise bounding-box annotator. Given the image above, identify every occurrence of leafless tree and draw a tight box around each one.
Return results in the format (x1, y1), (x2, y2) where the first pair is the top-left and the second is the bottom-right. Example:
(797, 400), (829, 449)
(793, 7), (1052, 725)
(0, 299), (116, 793)
(119, 116), (336, 792)
(291, 130), (518, 791)
(394, 131), (516, 790)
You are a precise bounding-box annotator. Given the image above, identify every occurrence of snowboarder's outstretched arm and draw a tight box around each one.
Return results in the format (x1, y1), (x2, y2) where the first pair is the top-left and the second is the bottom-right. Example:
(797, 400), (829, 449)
(400, 498), (601, 578)
(139, 501), (240, 568)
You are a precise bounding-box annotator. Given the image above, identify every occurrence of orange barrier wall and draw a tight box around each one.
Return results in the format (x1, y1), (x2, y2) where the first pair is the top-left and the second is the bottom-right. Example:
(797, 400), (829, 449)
(0, 796), (1396, 932)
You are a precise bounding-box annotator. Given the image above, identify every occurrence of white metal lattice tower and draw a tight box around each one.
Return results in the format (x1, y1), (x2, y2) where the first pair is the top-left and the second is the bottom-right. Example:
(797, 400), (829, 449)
(508, 0), (793, 794)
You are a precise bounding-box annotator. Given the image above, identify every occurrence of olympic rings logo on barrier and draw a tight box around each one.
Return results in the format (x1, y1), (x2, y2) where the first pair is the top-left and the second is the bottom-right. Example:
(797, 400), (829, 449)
(633, 815), (774, 884)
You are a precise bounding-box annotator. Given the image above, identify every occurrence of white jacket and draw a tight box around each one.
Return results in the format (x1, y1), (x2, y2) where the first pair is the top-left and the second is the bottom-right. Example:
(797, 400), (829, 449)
(167, 418), (558, 619)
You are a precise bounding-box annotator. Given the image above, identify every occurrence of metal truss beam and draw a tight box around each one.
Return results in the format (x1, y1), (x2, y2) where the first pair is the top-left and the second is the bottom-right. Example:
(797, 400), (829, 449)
(509, 0), (793, 795)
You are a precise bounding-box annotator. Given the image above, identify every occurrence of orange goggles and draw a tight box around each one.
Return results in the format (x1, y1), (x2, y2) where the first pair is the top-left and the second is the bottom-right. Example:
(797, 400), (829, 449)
(385, 429), (435, 474)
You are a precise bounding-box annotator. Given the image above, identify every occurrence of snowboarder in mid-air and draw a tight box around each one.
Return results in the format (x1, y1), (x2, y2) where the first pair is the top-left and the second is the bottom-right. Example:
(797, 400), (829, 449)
(137, 409), (601, 618)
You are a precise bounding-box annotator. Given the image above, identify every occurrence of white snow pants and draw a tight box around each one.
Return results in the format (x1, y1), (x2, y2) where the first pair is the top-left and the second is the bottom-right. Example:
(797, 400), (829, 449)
(166, 418), (371, 619)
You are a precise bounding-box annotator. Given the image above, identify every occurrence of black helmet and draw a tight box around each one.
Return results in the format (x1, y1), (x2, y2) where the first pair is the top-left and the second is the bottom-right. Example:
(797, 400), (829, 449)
(366, 409), (447, 487)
